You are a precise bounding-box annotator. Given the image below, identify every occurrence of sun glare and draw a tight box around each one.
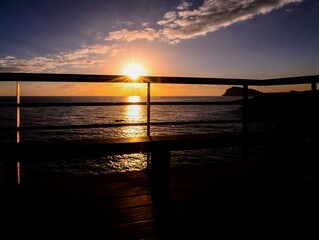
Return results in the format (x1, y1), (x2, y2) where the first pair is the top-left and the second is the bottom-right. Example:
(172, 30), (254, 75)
(128, 96), (141, 103)
(124, 63), (145, 80)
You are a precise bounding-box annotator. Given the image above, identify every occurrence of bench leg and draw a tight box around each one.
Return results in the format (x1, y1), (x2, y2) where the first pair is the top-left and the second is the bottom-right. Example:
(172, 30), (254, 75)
(150, 149), (183, 237)
(150, 149), (170, 188)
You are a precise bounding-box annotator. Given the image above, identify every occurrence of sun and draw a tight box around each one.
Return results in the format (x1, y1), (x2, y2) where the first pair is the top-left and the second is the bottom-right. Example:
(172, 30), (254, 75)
(123, 63), (145, 80)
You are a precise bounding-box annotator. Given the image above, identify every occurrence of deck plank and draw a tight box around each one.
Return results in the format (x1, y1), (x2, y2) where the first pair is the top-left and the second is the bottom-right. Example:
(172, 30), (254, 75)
(2, 159), (319, 239)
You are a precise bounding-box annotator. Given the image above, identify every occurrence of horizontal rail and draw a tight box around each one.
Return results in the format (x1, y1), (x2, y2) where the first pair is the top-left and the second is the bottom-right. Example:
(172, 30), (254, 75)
(1, 118), (305, 133)
(2, 132), (270, 160)
(0, 101), (242, 108)
(0, 72), (318, 86)
(0, 120), (242, 132)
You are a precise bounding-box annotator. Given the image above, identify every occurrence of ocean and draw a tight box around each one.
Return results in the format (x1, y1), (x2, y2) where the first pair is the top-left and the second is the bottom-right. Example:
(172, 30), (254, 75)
(0, 96), (264, 176)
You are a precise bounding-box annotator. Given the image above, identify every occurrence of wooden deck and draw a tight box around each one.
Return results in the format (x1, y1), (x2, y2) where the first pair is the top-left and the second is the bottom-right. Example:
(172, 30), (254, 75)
(2, 156), (319, 239)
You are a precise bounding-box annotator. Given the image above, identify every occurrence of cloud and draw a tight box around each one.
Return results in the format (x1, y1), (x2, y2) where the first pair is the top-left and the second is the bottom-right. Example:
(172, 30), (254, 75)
(88, 44), (111, 54)
(157, 11), (178, 26)
(116, 20), (135, 26)
(105, 28), (160, 42)
(160, 0), (303, 41)
(0, 56), (58, 73)
(285, 8), (294, 12)
(0, 43), (112, 72)
(60, 44), (111, 61)
(106, 0), (303, 44)
(0, 66), (24, 72)
(176, 0), (193, 11)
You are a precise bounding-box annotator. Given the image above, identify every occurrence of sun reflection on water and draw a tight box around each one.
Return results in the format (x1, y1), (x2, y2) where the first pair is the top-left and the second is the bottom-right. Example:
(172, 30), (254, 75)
(126, 96), (142, 122)
(115, 95), (146, 172)
(126, 105), (141, 122)
(121, 96), (145, 137)
(128, 95), (140, 103)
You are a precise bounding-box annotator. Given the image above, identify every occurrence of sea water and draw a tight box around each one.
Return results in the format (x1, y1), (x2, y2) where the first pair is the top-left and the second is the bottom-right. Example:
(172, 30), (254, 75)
(0, 96), (263, 176)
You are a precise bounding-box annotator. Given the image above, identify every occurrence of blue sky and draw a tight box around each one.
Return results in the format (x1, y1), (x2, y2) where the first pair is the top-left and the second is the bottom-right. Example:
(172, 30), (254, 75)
(0, 0), (318, 95)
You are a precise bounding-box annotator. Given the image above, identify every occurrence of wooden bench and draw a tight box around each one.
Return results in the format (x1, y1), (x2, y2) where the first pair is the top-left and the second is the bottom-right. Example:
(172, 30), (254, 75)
(3, 132), (267, 156)
(1, 132), (270, 190)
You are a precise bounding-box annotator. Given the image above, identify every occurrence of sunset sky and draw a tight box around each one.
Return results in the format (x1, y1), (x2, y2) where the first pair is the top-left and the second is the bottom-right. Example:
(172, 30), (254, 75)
(0, 0), (318, 96)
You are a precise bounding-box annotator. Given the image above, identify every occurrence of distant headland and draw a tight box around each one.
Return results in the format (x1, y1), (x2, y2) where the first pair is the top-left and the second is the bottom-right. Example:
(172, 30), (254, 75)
(222, 86), (263, 96)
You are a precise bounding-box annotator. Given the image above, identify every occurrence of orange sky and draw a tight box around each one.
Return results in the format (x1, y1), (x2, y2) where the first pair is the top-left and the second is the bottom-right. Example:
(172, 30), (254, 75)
(8, 82), (229, 97)
(0, 80), (313, 97)
(0, 42), (314, 96)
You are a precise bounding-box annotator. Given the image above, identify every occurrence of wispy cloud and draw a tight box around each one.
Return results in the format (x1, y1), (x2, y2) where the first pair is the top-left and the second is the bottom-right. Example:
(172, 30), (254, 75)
(176, 0), (193, 11)
(116, 20), (135, 27)
(106, 0), (303, 44)
(105, 28), (160, 42)
(141, 22), (149, 27)
(159, 0), (303, 42)
(0, 56), (58, 73)
(0, 43), (112, 72)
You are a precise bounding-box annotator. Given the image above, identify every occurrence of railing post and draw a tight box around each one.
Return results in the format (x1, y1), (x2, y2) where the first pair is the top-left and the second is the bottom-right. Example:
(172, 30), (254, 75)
(16, 81), (21, 187)
(311, 81), (317, 95)
(242, 84), (250, 161)
(147, 82), (151, 137)
(16, 81), (20, 144)
(4, 81), (21, 192)
(242, 84), (248, 136)
(146, 82), (151, 171)
(310, 81), (318, 143)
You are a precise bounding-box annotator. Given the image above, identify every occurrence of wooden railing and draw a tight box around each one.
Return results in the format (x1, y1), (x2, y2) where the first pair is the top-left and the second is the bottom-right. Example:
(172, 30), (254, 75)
(1, 72), (318, 139)
(0, 72), (318, 188)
